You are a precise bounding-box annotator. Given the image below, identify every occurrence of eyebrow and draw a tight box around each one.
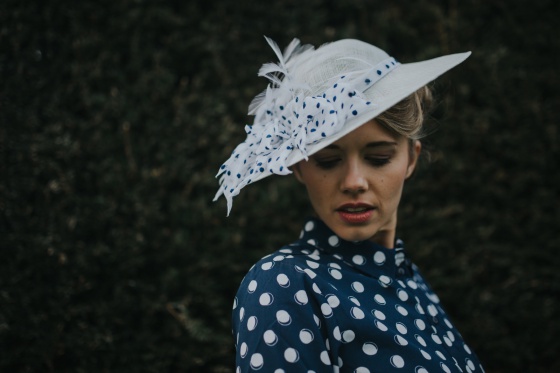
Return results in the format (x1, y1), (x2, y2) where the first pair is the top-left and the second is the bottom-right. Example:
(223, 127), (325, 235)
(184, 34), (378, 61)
(324, 141), (398, 150)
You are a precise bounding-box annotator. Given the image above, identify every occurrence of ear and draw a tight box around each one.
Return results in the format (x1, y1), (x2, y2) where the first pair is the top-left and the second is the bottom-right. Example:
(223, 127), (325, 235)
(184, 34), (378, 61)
(406, 140), (422, 179)
(291, 163), (305, 184)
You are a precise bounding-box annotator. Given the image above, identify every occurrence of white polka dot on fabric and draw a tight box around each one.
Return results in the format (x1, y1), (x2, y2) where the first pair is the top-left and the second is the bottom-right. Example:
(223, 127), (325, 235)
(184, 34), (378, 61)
(441, 362), (451, 373)
(263, 330), (278, 346)
(415, 303), (425, 314)
(294, 290), (309, 305)
(274, 369), (285, 373)
(427, 292), (440, 303)
(355, 367), (370, 373)
(312, 283), (322, 294)
(305, 221), (315, 231)
(395, 335), (408, 346)
(250, 353), (264, 370)
(348, 296), (360, 306)
(272, 255), (285, 262)
(427, 304), (438, 316)
(247, 280), (257, 293)
(435, 350), (446, 360)
(342, 330), (355, 343)
(299, 329), (314, 344)
(350, 307), (365, 319)
(443, 336), (452, 347)
(313, 314), (321, 327)
(307, 239), (317, 246)
(352, 255), (366, 265)
(396, 304), (408, 316)
(415, 334), (427, 347)
(467, 359), (476, 370)
(276, 273), (290, 287)
(447, 331), (456, 342)
(240, 342), (248, 358)
(308, 253), (321, 260)
(328, 262), (342, 270)
(373, 251), (386, 265)
(261, 262), (274, 271)
(321, 303), (333, 317)
(390, 355), (405, 368)
(396, 322), (407, 334)
(397, 289), (409, 302)
(420, 349), (431, 360)
(327, 295), (340, 308)
(416, 367), (428, 373)
(320, 351), (331, 365)
(333, 326), (342, 341)
(284, 347), (300, 363)
(247, 316), (258, 331)
(232, 297), (238, 310)
(328, 235), (340, 247)
(373, 309), (386, 320)
(445, 318), (454, 329)
(362, 342), (378, 356)
(276, 310), (292, 325)
(432, 334), (443, 345)
(379, 275), (392, 287)
(329, 268), (343, 280)
(407, 279), (418, 289)
(259, 293), (274, 306)
(374, 294), (386, 305)
(464, 343), (472, 355)
(239, 307), (245, 322)
(351, 281), (364, 293)
(415, 319), (426, 330)
(374, 320), (388, 332)
(304, 268), (317, 279)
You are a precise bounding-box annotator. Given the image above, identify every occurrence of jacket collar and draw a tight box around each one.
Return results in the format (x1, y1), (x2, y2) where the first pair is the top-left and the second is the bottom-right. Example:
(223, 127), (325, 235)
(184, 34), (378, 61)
(297, 217), (413, 278)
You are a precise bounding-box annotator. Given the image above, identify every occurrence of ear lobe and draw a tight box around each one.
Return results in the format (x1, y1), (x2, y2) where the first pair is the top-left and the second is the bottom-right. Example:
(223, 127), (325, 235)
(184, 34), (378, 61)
(406, 140), (422, 179)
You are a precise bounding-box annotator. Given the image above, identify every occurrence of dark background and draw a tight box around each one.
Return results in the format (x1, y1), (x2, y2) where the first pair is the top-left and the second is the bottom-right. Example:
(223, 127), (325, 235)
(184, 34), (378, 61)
(2, 0), (559, 372)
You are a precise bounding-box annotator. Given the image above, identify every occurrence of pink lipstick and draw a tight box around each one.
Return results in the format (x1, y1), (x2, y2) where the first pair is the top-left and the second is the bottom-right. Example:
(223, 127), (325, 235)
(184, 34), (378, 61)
(336, 203), (374, 224)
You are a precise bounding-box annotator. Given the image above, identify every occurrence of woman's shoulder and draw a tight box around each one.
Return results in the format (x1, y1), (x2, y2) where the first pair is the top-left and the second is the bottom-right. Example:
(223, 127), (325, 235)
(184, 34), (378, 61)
(237, 241), (319, 293)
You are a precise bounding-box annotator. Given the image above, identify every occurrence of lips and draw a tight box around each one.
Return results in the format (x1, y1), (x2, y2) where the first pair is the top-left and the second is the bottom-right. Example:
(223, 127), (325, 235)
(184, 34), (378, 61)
(336, 203), (375, 224)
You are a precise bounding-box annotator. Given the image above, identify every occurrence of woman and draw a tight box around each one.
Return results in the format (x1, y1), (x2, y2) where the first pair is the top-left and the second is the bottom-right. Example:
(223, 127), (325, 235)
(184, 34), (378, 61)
(215, 37), (483, 372)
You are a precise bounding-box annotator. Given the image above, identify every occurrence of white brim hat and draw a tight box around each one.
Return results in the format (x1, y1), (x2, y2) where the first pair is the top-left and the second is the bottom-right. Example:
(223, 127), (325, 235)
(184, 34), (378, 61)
(215, 37), (471, 215)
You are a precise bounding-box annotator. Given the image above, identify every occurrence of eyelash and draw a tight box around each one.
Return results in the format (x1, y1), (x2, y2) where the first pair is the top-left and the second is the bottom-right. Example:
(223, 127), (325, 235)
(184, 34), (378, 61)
(314, 157), (391, 169)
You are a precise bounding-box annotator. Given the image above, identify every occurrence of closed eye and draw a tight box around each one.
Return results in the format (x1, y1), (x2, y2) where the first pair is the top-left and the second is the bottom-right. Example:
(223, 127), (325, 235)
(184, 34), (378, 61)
(314, 157), (341, 169)
(366, 156), (391, 167)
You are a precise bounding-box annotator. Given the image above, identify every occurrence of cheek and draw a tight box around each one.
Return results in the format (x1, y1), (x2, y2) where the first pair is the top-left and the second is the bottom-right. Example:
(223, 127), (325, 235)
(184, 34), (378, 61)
(377, 166), (409, 201)
(298, 167), (332, 208)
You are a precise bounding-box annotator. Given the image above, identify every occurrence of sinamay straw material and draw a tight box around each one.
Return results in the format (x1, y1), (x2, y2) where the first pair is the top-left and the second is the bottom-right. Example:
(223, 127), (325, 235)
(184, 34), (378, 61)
(215, 37), (471, 215)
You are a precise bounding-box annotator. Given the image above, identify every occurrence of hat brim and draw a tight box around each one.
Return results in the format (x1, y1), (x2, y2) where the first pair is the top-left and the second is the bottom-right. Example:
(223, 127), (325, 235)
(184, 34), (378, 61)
(280, 51), (471, 168)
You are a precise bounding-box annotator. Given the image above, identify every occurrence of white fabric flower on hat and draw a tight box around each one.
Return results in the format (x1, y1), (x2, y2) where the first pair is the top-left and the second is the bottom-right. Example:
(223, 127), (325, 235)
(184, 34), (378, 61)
(214, 37), (400, 215)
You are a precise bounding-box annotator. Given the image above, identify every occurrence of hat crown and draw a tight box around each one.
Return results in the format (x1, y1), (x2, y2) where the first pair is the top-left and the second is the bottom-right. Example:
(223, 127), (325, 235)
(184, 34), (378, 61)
(289, 39), (391, 97)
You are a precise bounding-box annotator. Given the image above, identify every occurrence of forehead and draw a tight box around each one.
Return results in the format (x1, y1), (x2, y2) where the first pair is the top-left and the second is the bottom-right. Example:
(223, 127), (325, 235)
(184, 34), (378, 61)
(326, 119), (404, 149)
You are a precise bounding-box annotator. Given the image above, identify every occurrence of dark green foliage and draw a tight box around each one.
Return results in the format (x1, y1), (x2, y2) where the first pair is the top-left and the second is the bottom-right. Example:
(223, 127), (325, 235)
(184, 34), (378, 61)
(1, 0), (559, 371)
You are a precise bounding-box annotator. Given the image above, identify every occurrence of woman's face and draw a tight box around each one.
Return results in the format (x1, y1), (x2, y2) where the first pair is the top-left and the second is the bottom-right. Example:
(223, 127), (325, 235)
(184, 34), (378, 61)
(293, 119), (421, 247)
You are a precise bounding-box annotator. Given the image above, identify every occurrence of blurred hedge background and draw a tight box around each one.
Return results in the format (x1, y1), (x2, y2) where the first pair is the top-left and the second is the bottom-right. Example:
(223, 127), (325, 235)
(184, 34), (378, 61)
(2, 0), (559, 372)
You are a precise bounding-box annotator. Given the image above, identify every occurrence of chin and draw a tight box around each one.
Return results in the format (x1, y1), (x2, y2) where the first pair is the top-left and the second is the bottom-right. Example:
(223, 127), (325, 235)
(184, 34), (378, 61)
(332, 225), (378, 243)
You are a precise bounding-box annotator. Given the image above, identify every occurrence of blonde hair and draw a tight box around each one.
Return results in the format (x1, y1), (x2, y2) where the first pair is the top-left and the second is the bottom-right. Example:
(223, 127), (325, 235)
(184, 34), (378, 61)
(376, 86), (433, 140)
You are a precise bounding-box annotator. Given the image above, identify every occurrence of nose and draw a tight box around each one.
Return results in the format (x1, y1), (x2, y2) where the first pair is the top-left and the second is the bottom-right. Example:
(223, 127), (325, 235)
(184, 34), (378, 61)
(340, 159), (368, 194)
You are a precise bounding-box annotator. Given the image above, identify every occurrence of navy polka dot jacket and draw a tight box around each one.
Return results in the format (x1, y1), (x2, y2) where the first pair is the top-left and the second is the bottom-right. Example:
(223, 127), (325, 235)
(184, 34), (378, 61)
(233, 218), (484, 372)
